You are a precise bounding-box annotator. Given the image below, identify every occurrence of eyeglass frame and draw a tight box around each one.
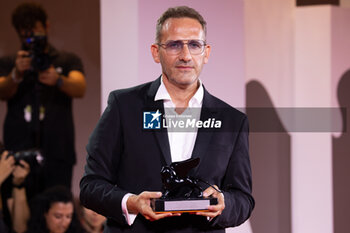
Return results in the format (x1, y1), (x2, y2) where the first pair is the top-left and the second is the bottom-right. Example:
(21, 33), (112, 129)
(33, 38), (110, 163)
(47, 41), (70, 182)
(157, 39), (208, 55)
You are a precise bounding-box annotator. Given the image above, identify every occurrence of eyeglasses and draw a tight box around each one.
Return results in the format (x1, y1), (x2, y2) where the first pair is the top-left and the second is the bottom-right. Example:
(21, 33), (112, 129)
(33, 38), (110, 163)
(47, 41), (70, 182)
(157, 40), (207, 55)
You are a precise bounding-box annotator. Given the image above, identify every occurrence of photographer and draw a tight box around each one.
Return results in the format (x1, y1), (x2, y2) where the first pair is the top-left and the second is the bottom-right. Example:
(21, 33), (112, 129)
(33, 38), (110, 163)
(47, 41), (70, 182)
(0, 2), (86, 195)
(0, 148), (30, 233)
(0, 150), (14, 232)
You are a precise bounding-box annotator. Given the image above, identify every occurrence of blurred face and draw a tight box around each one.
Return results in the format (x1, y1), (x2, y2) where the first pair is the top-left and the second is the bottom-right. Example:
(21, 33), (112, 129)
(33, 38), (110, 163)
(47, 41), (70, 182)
(83, 207), (106, 229)
(18, 21), (47, 42)
(151, 17), (211, 89)
(44, 202), (73, 233)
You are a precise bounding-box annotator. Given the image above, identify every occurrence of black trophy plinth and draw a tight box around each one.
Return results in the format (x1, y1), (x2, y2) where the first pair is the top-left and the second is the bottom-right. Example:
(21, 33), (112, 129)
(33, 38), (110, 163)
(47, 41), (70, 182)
(151, 158), (218, 213)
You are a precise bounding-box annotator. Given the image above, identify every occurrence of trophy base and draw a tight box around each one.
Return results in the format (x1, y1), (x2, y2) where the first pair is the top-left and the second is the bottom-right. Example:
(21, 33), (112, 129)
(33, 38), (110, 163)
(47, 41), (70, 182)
(151, 197), (218, 213)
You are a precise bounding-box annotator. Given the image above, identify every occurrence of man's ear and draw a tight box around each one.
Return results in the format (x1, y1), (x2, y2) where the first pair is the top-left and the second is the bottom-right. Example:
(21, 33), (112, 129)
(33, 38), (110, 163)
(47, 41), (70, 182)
(203, 44), (211, 64)
(151, 44), (160, 63)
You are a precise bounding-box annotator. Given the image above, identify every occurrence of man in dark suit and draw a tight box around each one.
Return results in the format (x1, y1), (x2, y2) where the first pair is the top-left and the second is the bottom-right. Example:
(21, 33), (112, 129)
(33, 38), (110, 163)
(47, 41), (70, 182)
(80, 6), (254, 233)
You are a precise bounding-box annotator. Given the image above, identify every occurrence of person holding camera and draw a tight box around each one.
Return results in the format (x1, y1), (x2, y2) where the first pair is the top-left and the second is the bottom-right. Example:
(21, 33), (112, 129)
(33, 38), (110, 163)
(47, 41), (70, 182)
(0, 2), (86, 195)
(0, 149), (15, 232)
(0, 151), (14, 189)
(0, 148), (31, 233)
(0, 150), (14, 233)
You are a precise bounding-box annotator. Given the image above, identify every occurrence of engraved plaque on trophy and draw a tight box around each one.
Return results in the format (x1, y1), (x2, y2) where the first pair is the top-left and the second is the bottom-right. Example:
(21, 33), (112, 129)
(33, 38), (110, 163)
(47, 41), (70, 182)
(151, 158), (218, 213)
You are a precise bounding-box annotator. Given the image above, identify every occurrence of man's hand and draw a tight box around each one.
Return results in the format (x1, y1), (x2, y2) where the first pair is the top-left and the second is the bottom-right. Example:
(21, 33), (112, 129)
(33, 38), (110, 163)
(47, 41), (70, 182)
(12, 160), (30, 187)
(13, 50), (32, 83)
(15, 50), (32, 80)
(0, 151), (15, 185)
(127, 191), (180, 221)
(196, 185), (225, 219)
(38, 66), (60, 86)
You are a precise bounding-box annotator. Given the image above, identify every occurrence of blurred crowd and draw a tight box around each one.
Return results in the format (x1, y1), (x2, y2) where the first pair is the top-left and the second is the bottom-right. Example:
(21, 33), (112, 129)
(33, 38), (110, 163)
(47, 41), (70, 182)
(0, 2), (98, 233)
(0, 149), (106, 233)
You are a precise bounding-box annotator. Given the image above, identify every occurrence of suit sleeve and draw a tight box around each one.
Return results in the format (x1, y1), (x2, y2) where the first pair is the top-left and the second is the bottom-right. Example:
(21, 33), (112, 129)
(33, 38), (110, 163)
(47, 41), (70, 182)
(211, 116), (255, 228)
(79, 92), (128, 225)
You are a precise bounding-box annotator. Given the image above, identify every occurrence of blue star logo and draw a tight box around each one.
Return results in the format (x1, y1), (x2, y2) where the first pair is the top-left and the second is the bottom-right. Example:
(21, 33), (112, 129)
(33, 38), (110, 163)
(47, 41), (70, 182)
(143, 110), (161, 129)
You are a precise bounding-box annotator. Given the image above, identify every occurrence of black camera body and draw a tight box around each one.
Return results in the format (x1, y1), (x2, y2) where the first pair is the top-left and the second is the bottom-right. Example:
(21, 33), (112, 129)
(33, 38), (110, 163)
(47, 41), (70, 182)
(10, 149), (44, 167)
(22, 34), (51, 71)
(0, 142), (44, 167)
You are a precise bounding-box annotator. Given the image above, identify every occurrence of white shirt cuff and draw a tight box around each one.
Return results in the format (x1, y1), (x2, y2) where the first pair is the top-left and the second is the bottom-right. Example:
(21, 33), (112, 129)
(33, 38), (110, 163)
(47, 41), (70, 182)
(121, 193), (137, 226)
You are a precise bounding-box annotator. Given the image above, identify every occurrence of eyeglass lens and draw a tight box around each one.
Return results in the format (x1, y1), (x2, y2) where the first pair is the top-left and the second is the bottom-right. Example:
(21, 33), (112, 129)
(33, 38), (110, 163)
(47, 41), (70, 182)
(164, 40), (205, 55)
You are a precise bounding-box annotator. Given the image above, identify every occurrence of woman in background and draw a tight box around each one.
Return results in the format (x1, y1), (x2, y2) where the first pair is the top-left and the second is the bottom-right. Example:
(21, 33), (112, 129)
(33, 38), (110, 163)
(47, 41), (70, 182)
(26, 185), (83, 233)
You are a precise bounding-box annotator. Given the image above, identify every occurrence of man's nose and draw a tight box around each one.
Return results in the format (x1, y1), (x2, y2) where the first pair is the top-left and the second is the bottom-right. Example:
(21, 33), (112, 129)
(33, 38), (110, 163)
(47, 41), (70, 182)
(178, 44), (192, 62)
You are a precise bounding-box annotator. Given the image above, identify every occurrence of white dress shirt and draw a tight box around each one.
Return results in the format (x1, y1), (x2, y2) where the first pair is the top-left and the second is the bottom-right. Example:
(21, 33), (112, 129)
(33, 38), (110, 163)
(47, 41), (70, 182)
(155, 77), (203, 162)
(122, 77), (204, 225)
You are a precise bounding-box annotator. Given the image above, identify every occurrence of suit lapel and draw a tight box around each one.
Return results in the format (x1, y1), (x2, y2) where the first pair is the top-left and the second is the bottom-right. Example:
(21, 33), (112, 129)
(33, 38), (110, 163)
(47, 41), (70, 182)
(191, 87), (219, 176)
(145, 77), (172, 166)
(154, 127), (172, 166)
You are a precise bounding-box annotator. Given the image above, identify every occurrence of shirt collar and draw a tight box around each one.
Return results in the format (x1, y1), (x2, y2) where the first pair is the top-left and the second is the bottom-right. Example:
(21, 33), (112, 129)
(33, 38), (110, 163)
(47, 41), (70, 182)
(154, 76), (204, 107)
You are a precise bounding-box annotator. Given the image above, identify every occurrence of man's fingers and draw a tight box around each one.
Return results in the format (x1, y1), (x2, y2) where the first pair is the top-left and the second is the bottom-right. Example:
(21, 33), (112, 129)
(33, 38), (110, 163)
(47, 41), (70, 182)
(18, 160), (30, 169)
(0, 151), (7, 160)
(136, 191), (181, 221)
(203, 187), (215, 198)
(196, 210), (221, 218)
(16, 53), (32, 73)
(203, 185), (220, 198)
(207, 203), (224, 212)
(141, 205), (162, 220)
(145, 211), (175, 221)
(154, 212), (174, 220)
(132, 191), (181, 222)
(197, 185), (225, 219)
(17, 160), (30, 172)
(1, 151), (15, 167)
(208, 192), (225, 211)
(17, 50), (30, 57)
(4, 153), (15, 165)
(141, 191), (162, 199)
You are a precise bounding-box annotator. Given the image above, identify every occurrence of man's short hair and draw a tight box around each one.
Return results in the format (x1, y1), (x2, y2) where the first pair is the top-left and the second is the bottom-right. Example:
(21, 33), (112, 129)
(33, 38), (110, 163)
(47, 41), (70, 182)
(156, 6), (207, 43)
(12, 2), (47, 32)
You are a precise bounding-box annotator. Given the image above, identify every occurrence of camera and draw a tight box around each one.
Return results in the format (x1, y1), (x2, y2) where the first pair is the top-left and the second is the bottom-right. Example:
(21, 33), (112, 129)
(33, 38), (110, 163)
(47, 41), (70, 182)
(22, 33), (51, 71)
(10, 149), (44, 167)
(0, 142), (44, 167)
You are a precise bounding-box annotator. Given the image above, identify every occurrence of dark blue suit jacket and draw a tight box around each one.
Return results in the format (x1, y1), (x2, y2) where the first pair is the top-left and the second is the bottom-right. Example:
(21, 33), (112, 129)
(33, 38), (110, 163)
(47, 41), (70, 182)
(80, 78), (254, 233)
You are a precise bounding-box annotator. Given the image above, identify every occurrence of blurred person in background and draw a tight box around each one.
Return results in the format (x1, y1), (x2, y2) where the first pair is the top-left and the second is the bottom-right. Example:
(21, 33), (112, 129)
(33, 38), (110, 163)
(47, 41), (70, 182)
(0, 2), (86, 195)
(26, 185), (84, 233)
(0, 149), (14, 233)
(1, 143), (30, 233)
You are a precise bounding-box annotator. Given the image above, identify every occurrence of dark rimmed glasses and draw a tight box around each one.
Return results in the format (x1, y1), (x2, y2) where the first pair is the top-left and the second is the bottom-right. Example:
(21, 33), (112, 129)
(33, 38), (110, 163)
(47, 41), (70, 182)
(157, 40), (207, 55)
